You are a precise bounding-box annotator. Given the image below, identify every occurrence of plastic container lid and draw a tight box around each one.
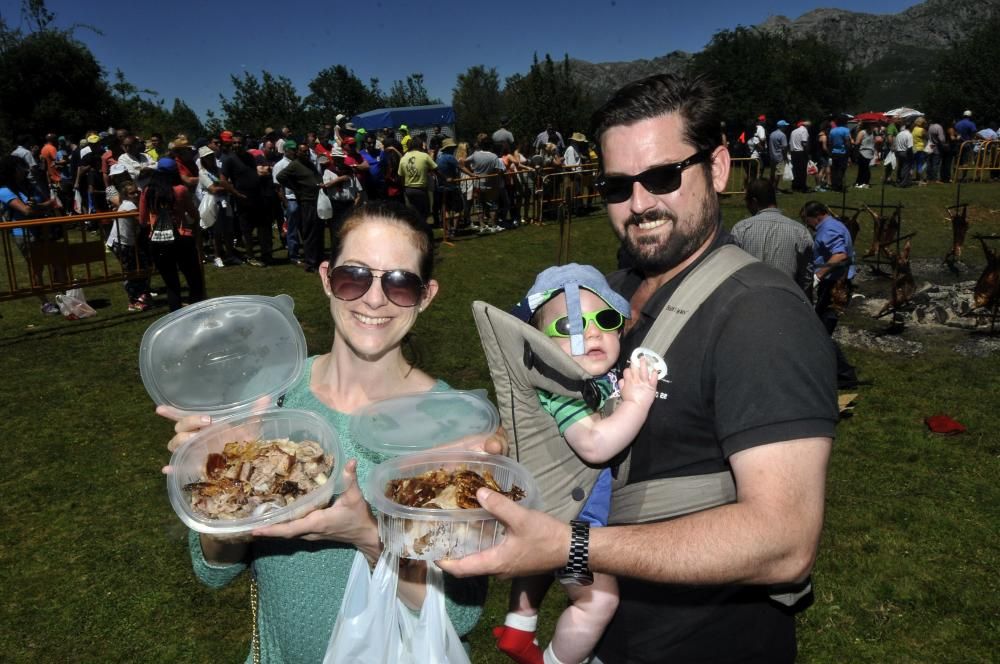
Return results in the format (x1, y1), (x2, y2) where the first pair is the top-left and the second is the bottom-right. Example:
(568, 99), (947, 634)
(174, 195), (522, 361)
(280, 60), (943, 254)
(139, 295), (307, 419)
(167, 409), (344, 537)
(349, 390), (500, 456)
(367, 450), (539, 560)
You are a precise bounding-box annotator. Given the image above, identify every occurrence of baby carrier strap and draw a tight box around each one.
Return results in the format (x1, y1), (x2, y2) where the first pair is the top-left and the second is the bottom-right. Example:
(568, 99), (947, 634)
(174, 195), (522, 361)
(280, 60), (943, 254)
(472, 301), (606, 522)
(607, 244), (812, 608)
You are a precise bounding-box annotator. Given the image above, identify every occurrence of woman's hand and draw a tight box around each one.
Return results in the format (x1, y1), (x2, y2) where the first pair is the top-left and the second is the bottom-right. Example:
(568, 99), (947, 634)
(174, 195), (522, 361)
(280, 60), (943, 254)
(157, 405), (214, 454)
(251, 459), (381, 559)
(431, 425), (509, 456)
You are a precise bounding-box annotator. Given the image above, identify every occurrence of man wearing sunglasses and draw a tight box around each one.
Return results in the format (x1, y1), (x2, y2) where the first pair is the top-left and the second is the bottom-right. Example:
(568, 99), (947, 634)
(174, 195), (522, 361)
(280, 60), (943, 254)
(441, 72), (838, 664)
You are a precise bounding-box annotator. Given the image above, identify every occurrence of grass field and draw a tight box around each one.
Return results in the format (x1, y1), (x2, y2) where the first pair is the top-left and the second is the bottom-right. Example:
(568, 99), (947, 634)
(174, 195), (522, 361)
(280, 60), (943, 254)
(1, 175), (997, 663)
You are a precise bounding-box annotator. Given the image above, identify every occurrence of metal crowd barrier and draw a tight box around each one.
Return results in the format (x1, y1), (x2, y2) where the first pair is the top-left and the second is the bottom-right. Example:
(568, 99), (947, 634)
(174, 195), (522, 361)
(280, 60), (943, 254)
(955, 140), (999, 182)
(724, 158), (761, 195)
(1, 210), (150, 301)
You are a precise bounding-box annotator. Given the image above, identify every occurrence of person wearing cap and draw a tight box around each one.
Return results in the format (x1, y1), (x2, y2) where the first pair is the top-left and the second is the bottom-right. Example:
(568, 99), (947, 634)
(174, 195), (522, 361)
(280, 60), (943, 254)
(749, 114), (767, 167)
(272, 139), (304, 265)
(139, 157), (205, 311)
(441, 72), (837, 664)
(276, 138), (327, 271)
(768, 120), (790, 189)
(341, 136), (369, 193)
(72, 132), (106, 213)
(955, 110), (979, 179)
(398, 124), (411, 152)
(494, 263), (658, 664)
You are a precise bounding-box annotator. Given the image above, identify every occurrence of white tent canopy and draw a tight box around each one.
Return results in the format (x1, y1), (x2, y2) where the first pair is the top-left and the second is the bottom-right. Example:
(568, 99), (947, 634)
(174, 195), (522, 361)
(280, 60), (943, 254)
(885, 107), (923, 119)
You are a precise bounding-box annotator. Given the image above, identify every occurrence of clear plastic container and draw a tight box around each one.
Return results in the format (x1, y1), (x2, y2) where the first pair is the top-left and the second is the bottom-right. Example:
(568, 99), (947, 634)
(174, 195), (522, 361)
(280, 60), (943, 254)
(368, 451), (539, 560)
(167, 410), (344, 538)
(142, 295), (343, 536)
(139, 294), (307, 419)
(350, 390), (501, 457)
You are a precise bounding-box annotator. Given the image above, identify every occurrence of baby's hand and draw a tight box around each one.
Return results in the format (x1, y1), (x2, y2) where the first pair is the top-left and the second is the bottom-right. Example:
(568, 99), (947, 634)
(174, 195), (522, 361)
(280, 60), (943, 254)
(619, 356), (658, 409)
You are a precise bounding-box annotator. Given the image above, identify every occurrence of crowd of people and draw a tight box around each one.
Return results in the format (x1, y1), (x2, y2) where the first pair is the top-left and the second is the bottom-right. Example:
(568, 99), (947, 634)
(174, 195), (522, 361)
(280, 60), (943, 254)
(2, 117), (604, 314)
(10, 69), (993, 663)
(728, 109), (997, 194)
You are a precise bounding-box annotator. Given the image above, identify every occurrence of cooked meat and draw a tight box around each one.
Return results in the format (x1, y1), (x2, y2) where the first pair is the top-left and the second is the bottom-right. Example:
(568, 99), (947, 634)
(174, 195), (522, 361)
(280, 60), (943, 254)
(973, 245), (1000, 310)
(183, 439), (333, 520)
(386, 467), (526, 509)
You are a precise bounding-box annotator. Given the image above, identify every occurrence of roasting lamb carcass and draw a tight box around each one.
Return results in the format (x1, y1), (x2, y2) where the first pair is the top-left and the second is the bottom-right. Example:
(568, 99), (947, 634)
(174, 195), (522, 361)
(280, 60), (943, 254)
(973, 244), (1000, 311)
(878, 240), (915, 316)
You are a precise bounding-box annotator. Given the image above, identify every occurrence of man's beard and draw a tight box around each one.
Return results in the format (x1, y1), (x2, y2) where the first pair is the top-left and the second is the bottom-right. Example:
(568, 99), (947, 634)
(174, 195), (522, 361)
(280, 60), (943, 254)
(616, 191), (719, 275)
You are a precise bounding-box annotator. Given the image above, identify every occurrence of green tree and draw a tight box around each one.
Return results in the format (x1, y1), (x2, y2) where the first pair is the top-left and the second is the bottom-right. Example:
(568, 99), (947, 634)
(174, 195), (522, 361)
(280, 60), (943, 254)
(383, 73), (440, 108)
(219, 70), (308, 135)
(0, 22), (118, 143)
(451, 65), (502, 141)
(923, 17), (1000, 125)
(305, 65), (380, 121)
(689, 27), (864, 126)
(503, 54), (593, 149)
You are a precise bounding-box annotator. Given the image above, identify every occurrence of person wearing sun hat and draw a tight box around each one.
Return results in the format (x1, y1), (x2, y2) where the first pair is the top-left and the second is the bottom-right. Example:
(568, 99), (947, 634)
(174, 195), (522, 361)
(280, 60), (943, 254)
(399, 124), (412, 152)
(497, 262), (658, 664)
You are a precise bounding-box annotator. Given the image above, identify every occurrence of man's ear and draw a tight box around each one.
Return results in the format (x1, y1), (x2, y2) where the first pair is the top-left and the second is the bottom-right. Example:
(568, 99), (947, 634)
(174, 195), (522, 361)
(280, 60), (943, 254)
(710, 145), (731, 194)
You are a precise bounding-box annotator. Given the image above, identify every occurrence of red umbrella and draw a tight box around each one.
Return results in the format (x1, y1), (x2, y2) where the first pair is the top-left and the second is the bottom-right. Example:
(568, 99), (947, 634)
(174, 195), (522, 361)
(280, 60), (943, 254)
(853, 111), (887, 123)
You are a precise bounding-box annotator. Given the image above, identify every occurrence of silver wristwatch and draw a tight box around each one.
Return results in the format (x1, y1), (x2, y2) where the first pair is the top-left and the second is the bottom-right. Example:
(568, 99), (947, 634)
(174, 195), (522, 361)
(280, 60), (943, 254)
(556, 520), (594, 586)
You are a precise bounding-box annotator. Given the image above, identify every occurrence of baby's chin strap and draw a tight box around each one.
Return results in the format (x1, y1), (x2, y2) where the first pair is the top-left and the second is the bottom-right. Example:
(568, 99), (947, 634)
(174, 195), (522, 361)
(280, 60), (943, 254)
(522, 340), (604, 412)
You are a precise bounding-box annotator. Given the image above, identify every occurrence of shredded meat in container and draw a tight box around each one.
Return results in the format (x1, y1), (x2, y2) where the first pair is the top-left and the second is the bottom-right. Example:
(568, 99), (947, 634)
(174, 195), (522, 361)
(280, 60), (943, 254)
(184, 439), (333, 519)
(385, 467), (526, 509)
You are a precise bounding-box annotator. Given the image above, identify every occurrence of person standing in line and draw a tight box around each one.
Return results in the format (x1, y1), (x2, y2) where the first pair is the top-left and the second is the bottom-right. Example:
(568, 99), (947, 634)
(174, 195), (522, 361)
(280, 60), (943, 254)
(790, 120), (811, 193)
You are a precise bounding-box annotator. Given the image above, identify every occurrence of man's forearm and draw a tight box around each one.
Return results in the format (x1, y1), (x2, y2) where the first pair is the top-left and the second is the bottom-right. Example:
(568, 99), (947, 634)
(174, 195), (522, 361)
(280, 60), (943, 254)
(589, 438), (831, 586)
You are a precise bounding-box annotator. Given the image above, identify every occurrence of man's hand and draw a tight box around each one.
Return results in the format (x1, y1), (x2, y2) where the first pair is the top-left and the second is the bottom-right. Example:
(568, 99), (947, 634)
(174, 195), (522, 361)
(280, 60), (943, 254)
(436, 487), (569, 578)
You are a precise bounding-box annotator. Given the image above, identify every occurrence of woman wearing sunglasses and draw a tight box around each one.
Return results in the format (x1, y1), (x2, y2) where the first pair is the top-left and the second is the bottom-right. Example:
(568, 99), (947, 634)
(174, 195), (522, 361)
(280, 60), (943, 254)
(494, 263), (659, 664)
(160, 202), (500, 663)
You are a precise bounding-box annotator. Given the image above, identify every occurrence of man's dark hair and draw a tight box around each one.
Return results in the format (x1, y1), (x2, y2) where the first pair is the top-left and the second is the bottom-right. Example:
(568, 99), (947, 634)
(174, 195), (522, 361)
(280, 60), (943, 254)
(800, 200), (829, 219)
(409, 136), (424, 151)
(745, 178), (777, 209)
(590, 73), (722, 156)
(16, 134), (34, 148)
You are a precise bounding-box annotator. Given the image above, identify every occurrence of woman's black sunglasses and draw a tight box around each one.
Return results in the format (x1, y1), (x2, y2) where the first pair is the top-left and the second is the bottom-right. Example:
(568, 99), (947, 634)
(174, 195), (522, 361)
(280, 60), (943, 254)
(596, 150), (712, 204)
(328, 265), (426, 308)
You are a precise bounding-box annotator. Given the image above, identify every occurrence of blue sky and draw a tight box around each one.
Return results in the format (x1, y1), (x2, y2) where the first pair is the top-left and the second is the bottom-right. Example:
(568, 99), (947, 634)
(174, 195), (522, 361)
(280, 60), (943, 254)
(24, 0), (921, 121)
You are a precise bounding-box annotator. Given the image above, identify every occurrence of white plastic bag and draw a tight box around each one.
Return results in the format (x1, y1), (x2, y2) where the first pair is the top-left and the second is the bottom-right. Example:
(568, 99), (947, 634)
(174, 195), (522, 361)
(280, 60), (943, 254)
(323, 551), (401, 664)
(782, 160), (793, 182)
(397, 561), (471, 664)
(198, 193), (217, 229)
(884, 151), (896, 169)
(317, 189), (334, 220)
(55, 288), (96, 319)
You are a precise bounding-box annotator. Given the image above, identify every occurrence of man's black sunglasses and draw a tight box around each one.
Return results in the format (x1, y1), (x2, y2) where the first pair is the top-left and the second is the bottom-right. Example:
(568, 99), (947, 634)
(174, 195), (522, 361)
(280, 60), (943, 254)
(596, 150), (712, 204)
